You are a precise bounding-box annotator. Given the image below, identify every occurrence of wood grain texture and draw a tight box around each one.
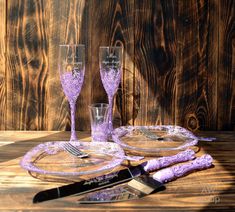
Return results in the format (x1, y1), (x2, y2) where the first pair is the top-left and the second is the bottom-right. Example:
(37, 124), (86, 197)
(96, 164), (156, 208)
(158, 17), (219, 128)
(175, 0), (218, 131)
(0, 0), (6, 130)
(217, 0), (235, 130)
(46, 0), (89, 131)
(6, 0), (48, 130)
(1, 0), (235, 131)
(45, 0), (69, 130)
(133, 0), (177, 126)
(0, 131), (234, 211)
(116, 0), (135, 126)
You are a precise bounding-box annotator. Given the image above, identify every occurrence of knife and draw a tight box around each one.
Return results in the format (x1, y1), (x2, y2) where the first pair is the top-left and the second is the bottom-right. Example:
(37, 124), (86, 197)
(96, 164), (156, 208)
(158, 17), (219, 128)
(33, 149), (195, 203)
(77, 154), (213, 203)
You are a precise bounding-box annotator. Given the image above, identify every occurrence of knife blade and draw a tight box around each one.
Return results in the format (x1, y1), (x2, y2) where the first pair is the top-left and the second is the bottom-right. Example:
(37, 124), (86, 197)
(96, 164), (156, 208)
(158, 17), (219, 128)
(33, 149), (195, 203)
(77, 154), (213, 204)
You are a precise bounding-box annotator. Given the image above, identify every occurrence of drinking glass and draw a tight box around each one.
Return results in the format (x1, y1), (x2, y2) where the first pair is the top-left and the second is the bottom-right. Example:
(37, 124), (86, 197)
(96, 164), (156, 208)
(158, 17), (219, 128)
(89, 103), (109, 142)
(99, 46), (123, 136)
(58, 44), (85, 142)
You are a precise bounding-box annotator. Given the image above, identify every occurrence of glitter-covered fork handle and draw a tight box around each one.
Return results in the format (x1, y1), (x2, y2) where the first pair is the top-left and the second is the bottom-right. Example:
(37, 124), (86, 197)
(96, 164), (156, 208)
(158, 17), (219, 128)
(153, 154), (213, 183)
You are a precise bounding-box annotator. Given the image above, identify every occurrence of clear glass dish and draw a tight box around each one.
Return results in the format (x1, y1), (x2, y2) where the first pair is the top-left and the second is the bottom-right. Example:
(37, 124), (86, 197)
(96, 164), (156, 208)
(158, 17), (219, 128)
(112, 125), (199, 156)
(20, 141), (125, 178)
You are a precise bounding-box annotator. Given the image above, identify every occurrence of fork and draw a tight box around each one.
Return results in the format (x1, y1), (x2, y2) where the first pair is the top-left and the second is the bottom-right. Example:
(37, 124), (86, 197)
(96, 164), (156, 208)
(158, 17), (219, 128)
(63, 142), (143, 161)
(63, 142), (89, 158)
(139, 127), (164, 141)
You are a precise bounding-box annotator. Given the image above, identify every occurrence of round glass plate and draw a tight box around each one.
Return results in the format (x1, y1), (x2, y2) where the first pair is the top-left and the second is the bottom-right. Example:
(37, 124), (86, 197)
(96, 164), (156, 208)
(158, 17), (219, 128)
(112, 125), (199, 156)
(20, 141), (125, 177)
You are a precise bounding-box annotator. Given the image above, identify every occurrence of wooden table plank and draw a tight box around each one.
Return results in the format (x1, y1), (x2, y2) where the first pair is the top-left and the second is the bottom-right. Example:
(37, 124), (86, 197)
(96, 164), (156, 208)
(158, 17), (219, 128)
(0, 131), (234, 211)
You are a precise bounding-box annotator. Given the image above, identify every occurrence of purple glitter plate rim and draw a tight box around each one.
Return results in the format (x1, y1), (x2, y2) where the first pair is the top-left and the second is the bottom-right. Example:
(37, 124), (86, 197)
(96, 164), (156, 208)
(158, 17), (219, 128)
(112, 125), (199, 153)
(20, 141), (125, 176)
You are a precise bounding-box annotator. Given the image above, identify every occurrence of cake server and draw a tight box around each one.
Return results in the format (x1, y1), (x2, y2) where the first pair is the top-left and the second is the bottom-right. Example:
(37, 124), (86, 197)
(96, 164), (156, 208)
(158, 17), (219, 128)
(77, 154), (213, 204)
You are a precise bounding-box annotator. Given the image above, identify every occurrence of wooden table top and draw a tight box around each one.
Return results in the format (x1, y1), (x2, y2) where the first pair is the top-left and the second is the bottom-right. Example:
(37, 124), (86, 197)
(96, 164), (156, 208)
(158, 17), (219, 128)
(0, 131), (234, 211)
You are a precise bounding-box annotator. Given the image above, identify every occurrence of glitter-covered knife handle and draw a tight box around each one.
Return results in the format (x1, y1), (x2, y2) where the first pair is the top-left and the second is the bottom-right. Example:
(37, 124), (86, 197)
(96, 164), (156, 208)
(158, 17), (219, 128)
(142, 149), (196, 172)
(153, 154), (213, 183)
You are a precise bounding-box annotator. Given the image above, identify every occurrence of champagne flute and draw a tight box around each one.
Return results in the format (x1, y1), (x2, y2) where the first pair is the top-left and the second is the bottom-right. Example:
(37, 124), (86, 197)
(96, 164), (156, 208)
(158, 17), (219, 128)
(58, 44), (85, 142)
(99, 46), (123, 136)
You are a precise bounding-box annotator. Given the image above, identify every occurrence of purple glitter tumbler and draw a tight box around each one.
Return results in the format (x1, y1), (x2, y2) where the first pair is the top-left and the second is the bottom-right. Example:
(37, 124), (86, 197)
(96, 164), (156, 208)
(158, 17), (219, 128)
(59, 44), (85, 142)
(89, 103), (109, 142)
(99, 46), (123, 136)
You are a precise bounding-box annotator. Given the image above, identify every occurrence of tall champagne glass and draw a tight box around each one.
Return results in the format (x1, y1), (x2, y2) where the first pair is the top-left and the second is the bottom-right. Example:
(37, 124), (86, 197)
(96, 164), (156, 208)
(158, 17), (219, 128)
(99, 46), (123, 136)
(58, 44), (85, 142)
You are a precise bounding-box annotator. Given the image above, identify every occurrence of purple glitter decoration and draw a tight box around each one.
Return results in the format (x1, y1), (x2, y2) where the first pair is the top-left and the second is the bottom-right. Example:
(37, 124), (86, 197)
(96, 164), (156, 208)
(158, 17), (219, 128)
(100, 68), (121, 135)
(153, 154), (213, 183)
(142, 149), (196, 172)
(91, 122), (109, 142)
(60, 71), (85, 103)
(79, 186), (136, 202)
(100, 68), (121, 97)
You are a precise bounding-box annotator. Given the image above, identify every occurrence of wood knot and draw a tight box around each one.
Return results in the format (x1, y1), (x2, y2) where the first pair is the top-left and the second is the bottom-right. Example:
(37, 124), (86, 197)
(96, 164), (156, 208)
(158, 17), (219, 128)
(186, 114), (199, 132)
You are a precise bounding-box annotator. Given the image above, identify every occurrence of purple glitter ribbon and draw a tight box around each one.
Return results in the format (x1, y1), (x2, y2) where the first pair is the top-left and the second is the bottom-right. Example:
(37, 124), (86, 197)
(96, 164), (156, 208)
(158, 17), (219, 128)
(153, 154), (213, 183)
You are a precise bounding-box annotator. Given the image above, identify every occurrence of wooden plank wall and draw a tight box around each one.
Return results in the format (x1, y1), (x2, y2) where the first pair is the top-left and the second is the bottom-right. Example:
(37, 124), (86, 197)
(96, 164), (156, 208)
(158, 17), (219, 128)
(0, 0), (6, 130)
(0, 0), (234, 131)
(176, 0), (219, 131)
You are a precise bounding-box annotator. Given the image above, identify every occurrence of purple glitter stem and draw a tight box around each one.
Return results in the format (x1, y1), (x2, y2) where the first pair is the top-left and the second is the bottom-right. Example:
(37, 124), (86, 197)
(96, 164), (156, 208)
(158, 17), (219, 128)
(153, 154), (213, 183)
(69, 101), (78, 141)
(108, 95), (114, 135)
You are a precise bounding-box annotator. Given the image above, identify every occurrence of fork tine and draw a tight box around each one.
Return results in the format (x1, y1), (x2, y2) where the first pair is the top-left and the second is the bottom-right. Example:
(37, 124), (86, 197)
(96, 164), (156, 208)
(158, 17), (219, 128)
(65, 143), (87, 156)
(139, 127), (163, 141)
(63, 143), (88, 158)
(65, 145), (88, 158)
(66, 143), (81, 153)
(63, 144), (77, 155)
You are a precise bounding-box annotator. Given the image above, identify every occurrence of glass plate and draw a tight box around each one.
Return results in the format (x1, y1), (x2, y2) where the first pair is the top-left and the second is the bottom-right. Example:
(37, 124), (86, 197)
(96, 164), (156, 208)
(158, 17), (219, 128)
(20, 141), (125, 178)
(112, 125), (199, 156)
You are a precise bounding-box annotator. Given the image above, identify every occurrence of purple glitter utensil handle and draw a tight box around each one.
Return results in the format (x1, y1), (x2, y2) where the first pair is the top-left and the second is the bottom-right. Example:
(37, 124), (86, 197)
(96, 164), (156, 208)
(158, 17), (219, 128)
(153, 154), (213, 183)
(142, 149), (196, 172)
